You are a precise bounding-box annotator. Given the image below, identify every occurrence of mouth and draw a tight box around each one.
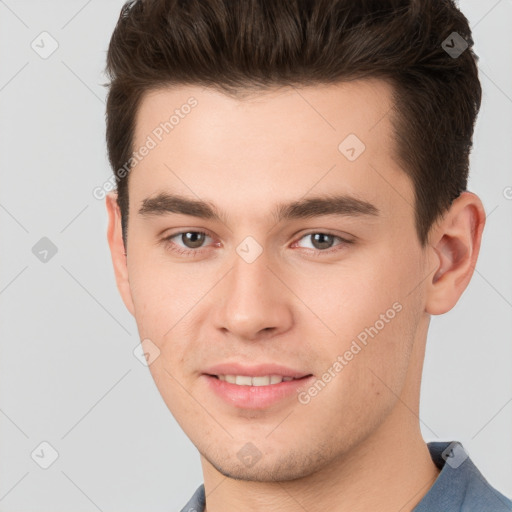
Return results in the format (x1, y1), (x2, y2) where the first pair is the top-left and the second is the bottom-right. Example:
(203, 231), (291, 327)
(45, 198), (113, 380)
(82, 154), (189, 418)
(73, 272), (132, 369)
(207, 374), (311, 386)
(202, 369), (314, 409)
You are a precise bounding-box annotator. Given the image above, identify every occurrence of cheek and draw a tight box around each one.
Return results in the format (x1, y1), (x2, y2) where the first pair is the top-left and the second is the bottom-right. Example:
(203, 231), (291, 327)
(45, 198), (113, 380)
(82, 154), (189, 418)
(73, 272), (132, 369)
(127, 251), (195, 337)
(288, 254), (407, 341)
(127, 260), (194, 414)
(293, 298), (419, 446)
(334, 271), (423, 412)
(294, 248), (422, 397)
(126, 255), (209, 394)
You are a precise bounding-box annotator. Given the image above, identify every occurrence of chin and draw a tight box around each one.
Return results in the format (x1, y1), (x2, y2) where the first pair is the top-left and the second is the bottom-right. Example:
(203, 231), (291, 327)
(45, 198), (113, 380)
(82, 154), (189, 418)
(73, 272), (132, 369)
(201, 446), (328, 483)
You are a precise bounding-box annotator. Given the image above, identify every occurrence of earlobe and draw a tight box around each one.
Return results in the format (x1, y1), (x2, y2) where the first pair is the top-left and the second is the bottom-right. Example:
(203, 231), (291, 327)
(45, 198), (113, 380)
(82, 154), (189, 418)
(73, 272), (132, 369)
(105, 192), (135, 316)
(425, 192), (486, 315)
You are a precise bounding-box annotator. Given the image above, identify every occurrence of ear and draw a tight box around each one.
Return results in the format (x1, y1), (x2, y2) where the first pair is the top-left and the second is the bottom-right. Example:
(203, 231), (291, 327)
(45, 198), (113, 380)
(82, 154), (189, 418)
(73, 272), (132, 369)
(106, 192), (135, 316)
(425, 191), (486, 315)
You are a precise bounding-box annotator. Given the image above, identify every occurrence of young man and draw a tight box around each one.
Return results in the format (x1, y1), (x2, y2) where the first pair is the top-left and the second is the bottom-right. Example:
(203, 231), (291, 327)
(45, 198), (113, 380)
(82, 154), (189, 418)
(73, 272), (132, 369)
(104, 0), (512, 510)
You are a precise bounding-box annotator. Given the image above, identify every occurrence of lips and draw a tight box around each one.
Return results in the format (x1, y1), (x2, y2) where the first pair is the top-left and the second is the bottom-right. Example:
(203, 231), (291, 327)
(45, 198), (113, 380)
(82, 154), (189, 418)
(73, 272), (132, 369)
(215, 374), (299, 386)
(202, 363), (314, 409)
(203, 362), (310, 380)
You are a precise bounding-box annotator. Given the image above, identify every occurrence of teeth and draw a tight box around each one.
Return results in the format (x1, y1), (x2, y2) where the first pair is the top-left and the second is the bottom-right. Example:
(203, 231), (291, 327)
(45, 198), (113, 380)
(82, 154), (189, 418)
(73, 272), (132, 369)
(235, 375), (253, 386)
(252, 376), (270, 386)
(216, 374), (297, 386)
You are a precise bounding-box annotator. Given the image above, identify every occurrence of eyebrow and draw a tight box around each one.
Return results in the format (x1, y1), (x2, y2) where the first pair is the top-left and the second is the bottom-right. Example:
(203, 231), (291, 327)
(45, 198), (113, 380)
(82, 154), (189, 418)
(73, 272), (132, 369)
(138, 192), (379, 224)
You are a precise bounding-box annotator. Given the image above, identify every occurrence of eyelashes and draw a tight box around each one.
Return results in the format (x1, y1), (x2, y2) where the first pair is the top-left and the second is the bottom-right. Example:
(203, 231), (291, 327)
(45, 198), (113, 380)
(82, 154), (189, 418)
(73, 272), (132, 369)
(161, 230), (354, 258)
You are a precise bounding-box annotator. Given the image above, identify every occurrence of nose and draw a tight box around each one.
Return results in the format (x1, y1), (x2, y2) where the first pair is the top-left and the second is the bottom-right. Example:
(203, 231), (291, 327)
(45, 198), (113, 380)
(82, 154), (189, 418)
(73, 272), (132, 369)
(213, 250), (294, 341)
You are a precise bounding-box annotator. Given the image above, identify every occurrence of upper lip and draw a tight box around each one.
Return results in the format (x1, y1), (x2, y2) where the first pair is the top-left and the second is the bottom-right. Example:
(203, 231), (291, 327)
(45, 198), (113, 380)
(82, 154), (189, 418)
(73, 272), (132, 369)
(203, 363), (311, 379)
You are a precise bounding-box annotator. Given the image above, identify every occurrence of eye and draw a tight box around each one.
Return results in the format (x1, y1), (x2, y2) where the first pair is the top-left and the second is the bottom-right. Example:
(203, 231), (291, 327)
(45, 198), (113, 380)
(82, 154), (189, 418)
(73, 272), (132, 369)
(161, 230), (353, 257)
(293, 232), (354, 254)
(162, 230), (215, 255)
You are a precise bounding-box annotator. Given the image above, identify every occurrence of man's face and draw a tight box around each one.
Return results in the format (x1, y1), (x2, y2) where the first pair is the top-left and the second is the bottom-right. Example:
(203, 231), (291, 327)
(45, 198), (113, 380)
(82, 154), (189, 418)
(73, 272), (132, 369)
(114, 80), (432, 480)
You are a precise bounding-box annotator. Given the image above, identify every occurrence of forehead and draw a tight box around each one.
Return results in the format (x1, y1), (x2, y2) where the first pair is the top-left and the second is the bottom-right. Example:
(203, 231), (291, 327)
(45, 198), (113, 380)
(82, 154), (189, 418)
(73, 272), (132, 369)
(129, 79), (413, 225)
(134, 79), (396, 153)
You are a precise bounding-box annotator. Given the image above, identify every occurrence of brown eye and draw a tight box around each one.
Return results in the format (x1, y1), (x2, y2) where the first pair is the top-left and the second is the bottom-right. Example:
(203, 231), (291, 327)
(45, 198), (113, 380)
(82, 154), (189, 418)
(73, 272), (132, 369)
(309, 233), (336, 250)
(163, 230), (214, 255)
(294, 232), (354, 255)
(180, 231), (207, 249)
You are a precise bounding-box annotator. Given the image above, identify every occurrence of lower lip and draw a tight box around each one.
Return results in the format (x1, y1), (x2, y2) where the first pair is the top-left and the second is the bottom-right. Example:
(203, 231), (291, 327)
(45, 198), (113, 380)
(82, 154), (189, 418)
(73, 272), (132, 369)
(203, 375), (314, 409)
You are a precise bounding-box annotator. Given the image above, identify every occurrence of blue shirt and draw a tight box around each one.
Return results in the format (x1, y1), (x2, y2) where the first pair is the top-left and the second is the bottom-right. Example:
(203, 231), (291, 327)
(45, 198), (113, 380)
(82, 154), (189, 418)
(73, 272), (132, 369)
(180, 441), (512, 511)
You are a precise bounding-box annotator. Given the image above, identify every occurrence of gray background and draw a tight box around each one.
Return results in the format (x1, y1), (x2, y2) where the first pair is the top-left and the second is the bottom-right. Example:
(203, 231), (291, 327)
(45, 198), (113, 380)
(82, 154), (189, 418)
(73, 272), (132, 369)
(0, 0), (511, 510)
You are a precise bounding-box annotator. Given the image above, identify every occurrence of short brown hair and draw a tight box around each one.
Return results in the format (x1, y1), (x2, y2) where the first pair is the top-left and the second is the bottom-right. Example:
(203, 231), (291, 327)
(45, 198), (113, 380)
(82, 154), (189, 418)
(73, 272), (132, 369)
(105, 0), (481, 248)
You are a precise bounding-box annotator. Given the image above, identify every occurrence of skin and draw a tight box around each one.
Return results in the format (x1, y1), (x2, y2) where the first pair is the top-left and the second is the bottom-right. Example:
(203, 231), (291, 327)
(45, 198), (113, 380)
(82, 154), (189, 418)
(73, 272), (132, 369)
(106, 79), (486, 511)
